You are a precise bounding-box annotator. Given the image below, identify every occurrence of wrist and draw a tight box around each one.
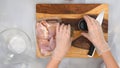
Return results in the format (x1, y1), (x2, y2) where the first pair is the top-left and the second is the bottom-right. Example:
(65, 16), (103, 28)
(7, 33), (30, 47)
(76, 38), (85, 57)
(96, 42), (110, 55)
(51, 52), (63, 61)
(46, 56), (61, 68)
(51, 56), (61, 63)
(95, 40), (107, 50)
(98, 42), (109, 51)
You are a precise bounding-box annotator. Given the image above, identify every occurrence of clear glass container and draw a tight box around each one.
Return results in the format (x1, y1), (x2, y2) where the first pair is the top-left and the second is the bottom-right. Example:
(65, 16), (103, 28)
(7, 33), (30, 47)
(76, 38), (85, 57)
(0, 28), (32, 65)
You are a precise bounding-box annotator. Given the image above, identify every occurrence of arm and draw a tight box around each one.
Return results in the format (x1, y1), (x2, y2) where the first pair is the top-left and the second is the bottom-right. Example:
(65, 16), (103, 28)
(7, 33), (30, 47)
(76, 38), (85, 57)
(101, 50), (119, 68)
(46, 57), (60, 68)
(82, 15), (119, 68)
(47, 23), (71, 68)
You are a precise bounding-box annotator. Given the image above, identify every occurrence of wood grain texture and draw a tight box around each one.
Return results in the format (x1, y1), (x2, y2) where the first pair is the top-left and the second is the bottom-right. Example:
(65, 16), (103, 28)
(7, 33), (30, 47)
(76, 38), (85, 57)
(36, 4), (108, 58)
(36, 4), (100, 14)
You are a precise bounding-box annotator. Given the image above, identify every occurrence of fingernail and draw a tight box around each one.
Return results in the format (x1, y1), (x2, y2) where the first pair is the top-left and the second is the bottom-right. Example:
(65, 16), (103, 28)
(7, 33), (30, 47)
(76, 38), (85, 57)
(68, 24), (70, 26)
(61, 23), (64, 25)
(68, 24), (71, 28)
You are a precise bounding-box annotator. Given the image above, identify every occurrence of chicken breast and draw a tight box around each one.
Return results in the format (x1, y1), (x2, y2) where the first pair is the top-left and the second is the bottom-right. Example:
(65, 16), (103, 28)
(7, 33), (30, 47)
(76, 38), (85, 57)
(36, 20), (57, 56)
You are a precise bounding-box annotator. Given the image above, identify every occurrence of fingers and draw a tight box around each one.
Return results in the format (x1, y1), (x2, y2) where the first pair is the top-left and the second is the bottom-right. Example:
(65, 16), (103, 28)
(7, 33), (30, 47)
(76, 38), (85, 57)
(56, 23), (71, 34)
(83, 15), (91, 30)
(56, 23), (60, 33)
(59, 24), (64, 32)
(84, 15), (97, 31)
(87, 16), (102, 31)
(63, 25), (67, 32)
(67, 24), (71, 35)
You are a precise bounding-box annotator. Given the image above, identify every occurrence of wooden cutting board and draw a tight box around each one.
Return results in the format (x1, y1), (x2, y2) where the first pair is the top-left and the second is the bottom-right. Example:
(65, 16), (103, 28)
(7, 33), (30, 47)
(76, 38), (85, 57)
(36, 4), (108, 58)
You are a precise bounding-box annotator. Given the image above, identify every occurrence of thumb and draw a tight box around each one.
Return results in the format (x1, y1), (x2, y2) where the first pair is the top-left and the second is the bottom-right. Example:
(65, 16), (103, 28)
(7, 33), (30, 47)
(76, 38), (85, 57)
(81, 32), (90, 41)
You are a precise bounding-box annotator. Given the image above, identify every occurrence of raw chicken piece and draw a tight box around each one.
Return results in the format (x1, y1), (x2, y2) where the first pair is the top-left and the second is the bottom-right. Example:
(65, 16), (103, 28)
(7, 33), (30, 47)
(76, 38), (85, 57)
(37, 39), (51, 56)
(37, 38), (56, 56)
(47, 23), (57, 39)
(42, 21), (57, 39)
(36, 22), (48, 39)
(49, 37), (56, 50)
(36, 20), (57, 56)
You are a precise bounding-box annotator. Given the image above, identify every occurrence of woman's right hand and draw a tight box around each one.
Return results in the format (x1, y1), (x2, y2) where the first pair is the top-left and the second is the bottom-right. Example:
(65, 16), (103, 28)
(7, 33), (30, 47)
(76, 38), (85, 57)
(81, 15), (110, 54)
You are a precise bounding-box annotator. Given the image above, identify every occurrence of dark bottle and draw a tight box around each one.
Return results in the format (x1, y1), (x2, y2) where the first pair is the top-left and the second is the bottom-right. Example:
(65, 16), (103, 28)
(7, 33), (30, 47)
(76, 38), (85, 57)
(78, 18), (88, 31)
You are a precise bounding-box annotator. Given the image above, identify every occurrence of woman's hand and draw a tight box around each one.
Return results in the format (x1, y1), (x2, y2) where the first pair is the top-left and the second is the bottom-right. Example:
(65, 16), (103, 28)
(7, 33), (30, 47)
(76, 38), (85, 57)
(82, 15), (110, 54)
(47, 23), (71, 68)
(52, 23), (71, 61)
(47, 16), (119, 68)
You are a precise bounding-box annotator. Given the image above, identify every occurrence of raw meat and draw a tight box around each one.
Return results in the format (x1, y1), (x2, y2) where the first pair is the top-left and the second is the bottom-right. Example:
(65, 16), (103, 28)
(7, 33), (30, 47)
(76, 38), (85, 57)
(42, 20), (57, 39)
(36, 21), (49, 39)
(36, 20), (57, 56)
(47, 23), (57, 39)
